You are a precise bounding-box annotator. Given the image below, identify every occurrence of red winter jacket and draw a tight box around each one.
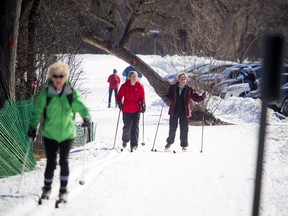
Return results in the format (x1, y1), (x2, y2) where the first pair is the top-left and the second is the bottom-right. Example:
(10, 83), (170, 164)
(116, 80), (145, 113)
(107, 74), (121, 89)
(165, 83), (204, 118)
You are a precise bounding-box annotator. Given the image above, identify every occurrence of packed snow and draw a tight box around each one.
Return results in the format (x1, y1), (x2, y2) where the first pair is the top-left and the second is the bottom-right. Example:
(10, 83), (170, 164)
(0, 55), (287, 216)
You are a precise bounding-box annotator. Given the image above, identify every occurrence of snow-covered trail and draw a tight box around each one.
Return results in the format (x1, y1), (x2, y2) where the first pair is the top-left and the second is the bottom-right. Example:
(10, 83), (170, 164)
(5, 124), (257, 216)
(1, 55), (287, 216)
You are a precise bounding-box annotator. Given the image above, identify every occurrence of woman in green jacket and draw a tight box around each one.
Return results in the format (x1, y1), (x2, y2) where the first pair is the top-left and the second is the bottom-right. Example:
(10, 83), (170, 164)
(28, 60), (91, 201)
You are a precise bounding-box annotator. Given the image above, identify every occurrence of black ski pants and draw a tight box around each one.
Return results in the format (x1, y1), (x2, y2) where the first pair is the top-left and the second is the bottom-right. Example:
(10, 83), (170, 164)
(43, 138), (73, 188)
(108, 88), (118, 105)
(166, 113), (189, 147)
(122, 112), (140, 148)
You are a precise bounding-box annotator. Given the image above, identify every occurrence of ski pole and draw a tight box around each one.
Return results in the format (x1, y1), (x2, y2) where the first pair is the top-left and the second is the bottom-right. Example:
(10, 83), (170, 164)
(151, 101), (165, 151)
(17, 138), (34, 193)
(200, 102), (205, 153)
(141, 113), (145, 146)
(113, 109), (121, 149)
(79, 127), (89, 185)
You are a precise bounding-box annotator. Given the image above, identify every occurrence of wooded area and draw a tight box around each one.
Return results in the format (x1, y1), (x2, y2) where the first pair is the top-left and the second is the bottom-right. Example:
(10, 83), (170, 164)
(0, 0), (287, 106)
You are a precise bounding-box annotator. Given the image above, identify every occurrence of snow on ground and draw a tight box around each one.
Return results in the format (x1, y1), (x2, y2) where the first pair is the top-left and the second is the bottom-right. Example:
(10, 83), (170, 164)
(0, 55), (287, 216)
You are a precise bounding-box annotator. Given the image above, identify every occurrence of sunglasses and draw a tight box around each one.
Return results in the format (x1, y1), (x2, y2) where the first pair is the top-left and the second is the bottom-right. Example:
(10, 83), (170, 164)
(52, 74), (64, 79)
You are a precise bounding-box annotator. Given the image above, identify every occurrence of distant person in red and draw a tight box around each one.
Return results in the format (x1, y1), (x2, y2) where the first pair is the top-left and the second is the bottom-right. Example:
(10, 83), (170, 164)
(107, 69), (121, 108)
(116, 71), (146, 152)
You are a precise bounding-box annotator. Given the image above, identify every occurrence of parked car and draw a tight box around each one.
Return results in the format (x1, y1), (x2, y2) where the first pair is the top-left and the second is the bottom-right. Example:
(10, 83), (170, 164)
(164, 63), (208, 83)
(164, 73), (178, 84)
(245, 65), (288, 116)
(164, 63), (234, 84)
(280, 83), (288, 115)
(216, 66), (262, 97)
(186, 63), (209, 74)
(201, 63), (260, 85)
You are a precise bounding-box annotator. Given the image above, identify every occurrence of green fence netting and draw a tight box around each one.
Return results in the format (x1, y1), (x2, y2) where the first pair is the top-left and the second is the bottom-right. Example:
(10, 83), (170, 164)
(0, 96), (97, 179)
(0, 98), (36, 178)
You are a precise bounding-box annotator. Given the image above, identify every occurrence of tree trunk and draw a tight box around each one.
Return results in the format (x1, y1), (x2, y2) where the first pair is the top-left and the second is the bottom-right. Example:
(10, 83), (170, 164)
(0, 0), (22, 104)
(83, 36), (170, 99)
(83, 36), (225, 125)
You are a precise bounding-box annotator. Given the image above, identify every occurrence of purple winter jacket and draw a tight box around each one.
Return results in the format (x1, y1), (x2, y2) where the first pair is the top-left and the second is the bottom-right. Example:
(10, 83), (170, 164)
(165, 82), (204, 118)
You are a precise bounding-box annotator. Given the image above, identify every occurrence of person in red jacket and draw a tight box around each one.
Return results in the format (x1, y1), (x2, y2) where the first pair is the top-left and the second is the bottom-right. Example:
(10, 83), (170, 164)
(116, 71), (146, 151)
(165, 73), (205, 151)
(107, 69), (121, 108)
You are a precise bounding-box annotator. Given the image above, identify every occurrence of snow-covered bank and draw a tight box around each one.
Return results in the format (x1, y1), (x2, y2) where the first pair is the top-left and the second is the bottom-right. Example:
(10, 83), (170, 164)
(0, 54), (287, 216)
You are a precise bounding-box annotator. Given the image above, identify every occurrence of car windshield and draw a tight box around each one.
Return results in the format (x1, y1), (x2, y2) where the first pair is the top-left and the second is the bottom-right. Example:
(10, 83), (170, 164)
(197, 64), (226, 75)
(186, 63), (208, 73)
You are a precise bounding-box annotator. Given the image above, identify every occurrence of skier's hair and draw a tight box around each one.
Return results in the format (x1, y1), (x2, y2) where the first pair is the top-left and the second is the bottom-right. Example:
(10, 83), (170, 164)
(177, 73), (189, 81)
(128, 71), (138, 78)
(48, 60), (70, 81)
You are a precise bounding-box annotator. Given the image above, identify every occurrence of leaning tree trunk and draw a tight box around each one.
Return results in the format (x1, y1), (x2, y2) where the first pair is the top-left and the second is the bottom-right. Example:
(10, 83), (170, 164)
(83, 36), (170, 99)
(0, 0), (22, 105)
(83, 36), (224, 125)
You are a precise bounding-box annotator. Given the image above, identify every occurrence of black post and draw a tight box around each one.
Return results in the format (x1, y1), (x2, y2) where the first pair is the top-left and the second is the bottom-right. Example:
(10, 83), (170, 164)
(252, 34), (285, 216)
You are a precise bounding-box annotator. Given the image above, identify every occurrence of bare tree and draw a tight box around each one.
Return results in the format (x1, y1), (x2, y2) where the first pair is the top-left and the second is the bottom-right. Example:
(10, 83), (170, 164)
(0, 0), (22, 104)
(16, 0), (90, 100)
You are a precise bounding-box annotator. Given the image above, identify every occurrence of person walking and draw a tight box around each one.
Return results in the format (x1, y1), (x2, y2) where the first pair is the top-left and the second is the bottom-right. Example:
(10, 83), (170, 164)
(107, 69), (121, 108)
(28, 60), (91, 201)
(164, 73), (205, 152)
(116, 71), (145, 151)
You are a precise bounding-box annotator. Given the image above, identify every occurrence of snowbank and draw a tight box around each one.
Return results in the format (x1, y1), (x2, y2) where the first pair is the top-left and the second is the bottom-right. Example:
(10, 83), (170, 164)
(208, 96), (286, 124)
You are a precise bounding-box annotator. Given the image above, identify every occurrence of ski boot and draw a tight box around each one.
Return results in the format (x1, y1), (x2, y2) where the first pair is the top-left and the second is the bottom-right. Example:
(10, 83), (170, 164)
(182, 147), (188, 152)
(164, 144), (171, 151)
(55, 187), (68, 208)
(130, 145), (138, 152)
(38, 186), (51, 204)
(121, 142), (127, 151)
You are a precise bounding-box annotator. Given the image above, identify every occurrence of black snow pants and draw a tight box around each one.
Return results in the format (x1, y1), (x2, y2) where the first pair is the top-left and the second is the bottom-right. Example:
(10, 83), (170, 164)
(166, 113), (189, 147)
(108, 88), (118, 105)
(122, 112), (140, 148)
(43, 138), (73, 189)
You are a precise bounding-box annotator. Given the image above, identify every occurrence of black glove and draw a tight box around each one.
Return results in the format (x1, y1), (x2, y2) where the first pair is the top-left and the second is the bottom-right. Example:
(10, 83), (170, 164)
(202, 91), (207, 99)
(27, 128), (36, 139)
(117, 102), (123, 110)
(140, 103), (146, 113)
(82, 119), (91, 127)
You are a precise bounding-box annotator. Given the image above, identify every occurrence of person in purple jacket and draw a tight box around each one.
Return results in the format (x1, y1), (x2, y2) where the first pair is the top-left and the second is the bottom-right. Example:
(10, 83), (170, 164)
(164, 73), (205, 151)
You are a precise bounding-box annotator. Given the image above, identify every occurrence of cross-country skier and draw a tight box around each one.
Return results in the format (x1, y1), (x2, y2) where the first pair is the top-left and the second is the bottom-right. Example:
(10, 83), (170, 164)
(28, 60), (91, 202)
(164, 73), (205, 151)
(116, 71), (145, 151)
(107, 69), (121, 108)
